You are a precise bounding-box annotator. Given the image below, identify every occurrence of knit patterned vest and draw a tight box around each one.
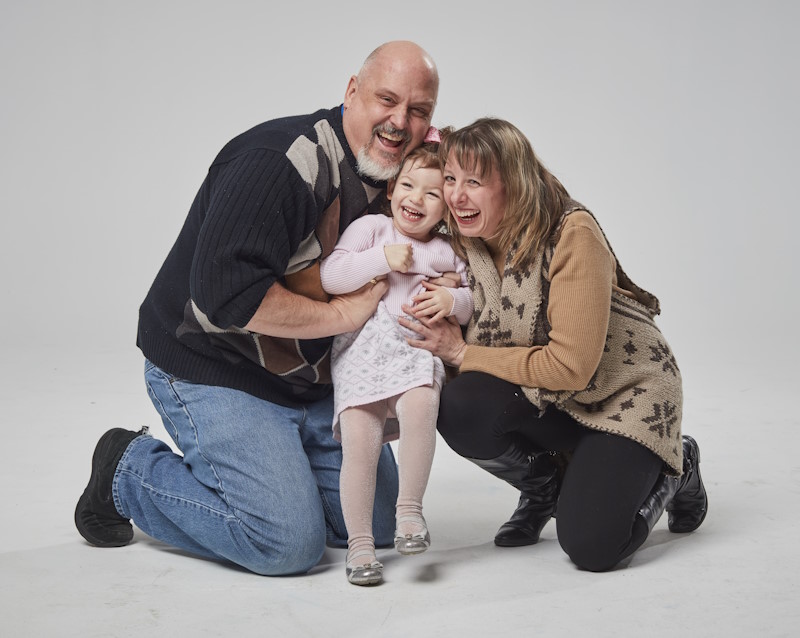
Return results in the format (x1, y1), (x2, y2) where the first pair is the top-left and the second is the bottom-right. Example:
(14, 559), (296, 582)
(464, 204), (683, 474)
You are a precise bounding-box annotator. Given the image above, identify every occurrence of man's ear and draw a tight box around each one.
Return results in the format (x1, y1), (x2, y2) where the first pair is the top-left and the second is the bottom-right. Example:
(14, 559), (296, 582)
(343, 75), (358, 108)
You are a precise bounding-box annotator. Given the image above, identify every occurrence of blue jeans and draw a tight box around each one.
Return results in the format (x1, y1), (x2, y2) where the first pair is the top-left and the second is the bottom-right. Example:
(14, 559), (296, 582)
(113, 360), (399, 575)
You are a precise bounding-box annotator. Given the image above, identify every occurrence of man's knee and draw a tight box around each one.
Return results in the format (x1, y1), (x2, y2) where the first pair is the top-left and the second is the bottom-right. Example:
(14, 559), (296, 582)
(242, 526), (326, 576)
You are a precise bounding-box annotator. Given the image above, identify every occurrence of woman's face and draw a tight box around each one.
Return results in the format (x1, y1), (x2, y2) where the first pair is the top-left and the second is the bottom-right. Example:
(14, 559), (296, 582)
(442, 152), (507, 241)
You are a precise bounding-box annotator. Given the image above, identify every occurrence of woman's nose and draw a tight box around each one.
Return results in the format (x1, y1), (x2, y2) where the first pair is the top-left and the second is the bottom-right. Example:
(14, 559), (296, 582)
(449, 183), (465, 205)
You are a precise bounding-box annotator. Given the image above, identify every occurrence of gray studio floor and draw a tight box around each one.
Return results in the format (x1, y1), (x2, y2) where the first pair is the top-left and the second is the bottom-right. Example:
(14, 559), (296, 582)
(1, 347), (797, 638)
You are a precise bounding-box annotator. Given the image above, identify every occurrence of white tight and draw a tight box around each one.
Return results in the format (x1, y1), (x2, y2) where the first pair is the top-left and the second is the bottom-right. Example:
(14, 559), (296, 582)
(339, 385), (439, 567)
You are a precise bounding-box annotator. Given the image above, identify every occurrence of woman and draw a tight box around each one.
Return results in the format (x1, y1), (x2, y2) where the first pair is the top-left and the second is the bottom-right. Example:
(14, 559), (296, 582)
(399, 118), (708, 571)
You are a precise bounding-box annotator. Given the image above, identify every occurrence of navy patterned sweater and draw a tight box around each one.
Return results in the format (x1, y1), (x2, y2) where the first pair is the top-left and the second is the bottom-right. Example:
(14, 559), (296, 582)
(137, 106), (386, 406)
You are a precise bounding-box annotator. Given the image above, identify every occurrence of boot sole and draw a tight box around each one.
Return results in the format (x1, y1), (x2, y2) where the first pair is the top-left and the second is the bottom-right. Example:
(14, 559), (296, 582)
(494, 536), (540, 547)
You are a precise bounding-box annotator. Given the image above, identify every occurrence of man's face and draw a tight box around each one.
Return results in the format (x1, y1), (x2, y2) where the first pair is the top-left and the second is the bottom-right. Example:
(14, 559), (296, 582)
(343, 51), (438, 181)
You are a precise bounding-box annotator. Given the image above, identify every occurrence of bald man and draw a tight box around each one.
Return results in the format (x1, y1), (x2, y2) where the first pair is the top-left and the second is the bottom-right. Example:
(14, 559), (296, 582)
(75, 41), (440, 575)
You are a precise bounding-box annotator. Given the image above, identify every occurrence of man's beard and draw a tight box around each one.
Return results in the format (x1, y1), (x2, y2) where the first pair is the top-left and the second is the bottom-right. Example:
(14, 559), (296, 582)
(355, 124), (410, 181)
(356, 147), (402, 181)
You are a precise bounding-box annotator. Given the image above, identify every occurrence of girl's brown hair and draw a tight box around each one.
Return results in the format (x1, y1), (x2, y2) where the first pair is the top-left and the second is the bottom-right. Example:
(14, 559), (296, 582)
(384, 127), (453, 218)
(438, 118), (570, 268)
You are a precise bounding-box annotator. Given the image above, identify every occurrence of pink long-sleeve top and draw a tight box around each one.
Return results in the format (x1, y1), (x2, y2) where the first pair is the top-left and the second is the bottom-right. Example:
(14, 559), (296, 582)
(320, 214), (473, 325)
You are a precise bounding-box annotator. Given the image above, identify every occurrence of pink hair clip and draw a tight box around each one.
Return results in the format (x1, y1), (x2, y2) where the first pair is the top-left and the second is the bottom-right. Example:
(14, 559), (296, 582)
(423, 126), (441, 143)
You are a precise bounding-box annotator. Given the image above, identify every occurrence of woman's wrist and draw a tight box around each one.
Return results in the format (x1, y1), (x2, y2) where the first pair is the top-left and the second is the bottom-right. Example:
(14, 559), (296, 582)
(449, 342), (467, 367)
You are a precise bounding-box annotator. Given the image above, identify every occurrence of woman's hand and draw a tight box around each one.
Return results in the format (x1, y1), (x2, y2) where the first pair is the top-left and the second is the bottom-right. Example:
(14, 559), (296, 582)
(427, 271), (461, 288)
(399, 305), (467, 367)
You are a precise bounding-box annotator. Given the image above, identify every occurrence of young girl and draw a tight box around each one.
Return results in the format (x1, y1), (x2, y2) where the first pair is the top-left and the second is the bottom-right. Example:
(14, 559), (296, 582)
(320, 128), (473, 586)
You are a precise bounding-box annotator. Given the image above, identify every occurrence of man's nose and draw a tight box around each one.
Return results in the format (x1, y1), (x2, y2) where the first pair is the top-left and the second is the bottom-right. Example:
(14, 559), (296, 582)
(387, 105), (409, 130)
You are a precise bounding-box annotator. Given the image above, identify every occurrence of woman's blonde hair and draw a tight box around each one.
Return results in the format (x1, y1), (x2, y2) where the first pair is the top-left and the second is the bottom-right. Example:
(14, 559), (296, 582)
(438, 118), (570, 268)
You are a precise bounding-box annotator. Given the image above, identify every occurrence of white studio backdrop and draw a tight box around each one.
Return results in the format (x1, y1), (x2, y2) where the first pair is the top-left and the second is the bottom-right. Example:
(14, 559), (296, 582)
(1, 0), (797, 395)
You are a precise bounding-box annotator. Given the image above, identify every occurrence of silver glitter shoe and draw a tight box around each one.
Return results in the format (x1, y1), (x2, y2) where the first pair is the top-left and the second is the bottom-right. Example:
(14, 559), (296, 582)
(394, 515), (430, 556)
(345, 550), (384, 586)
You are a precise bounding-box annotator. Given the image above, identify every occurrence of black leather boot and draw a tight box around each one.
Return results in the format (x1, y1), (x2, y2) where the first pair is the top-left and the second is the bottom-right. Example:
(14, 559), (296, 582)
(468, 444), (561, 547)
(74, 427), (147, 548)
(667, 435), (708, 532)
(638, 435), (708, 533)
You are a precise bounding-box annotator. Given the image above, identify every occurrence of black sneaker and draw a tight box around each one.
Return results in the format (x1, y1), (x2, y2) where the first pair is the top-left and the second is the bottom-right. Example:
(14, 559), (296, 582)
(74, 427), (147, 547)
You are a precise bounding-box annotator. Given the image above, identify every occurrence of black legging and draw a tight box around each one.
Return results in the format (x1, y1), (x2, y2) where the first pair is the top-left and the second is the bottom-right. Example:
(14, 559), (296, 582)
(438, 371), (663, 572)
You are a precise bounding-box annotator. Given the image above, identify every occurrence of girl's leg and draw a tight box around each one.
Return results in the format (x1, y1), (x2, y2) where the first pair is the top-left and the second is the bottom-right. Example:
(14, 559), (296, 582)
(556, 430), (663, 572)
(338, 402), (388, 568)
(390, 385), (440, 540)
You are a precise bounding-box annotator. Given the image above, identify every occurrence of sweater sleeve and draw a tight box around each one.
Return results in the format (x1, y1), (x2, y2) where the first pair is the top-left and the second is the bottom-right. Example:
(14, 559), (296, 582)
(460, 213), (614, 391)
(319, 216), (393, 294)
(191, 149), (317, 329)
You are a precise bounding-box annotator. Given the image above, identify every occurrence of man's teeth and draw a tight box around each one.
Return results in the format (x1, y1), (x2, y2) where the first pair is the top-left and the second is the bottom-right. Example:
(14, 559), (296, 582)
(380, 131), (403, 142)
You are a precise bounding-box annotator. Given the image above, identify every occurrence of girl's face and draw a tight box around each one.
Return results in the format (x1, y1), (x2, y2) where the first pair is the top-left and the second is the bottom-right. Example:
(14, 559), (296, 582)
(388, 160), (446, 241)
(443, 152), (507, 242)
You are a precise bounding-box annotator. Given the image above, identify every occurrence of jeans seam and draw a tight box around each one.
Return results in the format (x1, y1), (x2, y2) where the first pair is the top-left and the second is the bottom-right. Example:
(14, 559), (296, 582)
(145, 377), (181, 447)
(163, 378), (230, 506)
(144, 366), (233, 511)
(302, 405), (348, 541)
(113, 434), (148, 518)
(118, 467), (237, 521)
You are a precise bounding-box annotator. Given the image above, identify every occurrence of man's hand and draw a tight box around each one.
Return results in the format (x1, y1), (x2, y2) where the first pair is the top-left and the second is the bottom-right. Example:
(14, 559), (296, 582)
(384, 244), (414, 273)
(328, 278), (389, 333)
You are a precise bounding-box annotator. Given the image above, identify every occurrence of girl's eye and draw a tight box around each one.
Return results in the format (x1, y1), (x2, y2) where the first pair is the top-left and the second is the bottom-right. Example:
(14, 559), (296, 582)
(427, 192), (441, 199)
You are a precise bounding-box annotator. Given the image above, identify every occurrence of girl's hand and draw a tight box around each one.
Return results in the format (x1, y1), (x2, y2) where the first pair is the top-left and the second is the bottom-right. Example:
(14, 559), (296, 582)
(410, 280), (454, 322)
(384, 244), (413, 273)
(399, 306), (467, 367)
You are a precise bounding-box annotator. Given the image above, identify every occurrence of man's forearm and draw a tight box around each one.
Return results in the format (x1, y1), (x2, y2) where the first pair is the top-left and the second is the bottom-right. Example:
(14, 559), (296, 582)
(243, 280), (385, 339)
